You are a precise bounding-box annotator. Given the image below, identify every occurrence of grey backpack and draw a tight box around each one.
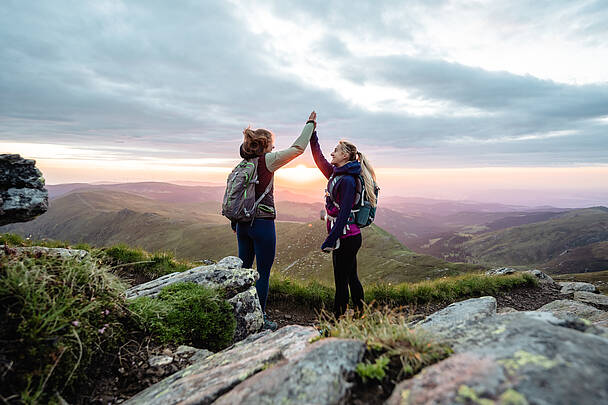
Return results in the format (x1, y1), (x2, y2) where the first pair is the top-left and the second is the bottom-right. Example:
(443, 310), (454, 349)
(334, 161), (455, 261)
(221, 158), (273, 222)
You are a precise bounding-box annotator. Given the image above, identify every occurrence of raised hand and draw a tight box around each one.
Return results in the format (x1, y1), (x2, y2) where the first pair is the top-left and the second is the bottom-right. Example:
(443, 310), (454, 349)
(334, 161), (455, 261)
(308, 110), (317, 122)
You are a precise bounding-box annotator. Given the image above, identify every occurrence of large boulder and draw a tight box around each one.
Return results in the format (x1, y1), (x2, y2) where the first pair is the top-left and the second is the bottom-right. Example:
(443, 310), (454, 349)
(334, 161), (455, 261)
(0, 154), (48, 226)
(125, 256), (263, 341)
(124, 325), (364, 405)
(389, 303), (608, 405)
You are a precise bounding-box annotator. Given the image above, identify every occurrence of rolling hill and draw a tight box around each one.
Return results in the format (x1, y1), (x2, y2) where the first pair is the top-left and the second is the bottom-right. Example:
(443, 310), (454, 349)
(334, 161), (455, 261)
(458, 207), (608, 267)
(1, 189), (483, 285)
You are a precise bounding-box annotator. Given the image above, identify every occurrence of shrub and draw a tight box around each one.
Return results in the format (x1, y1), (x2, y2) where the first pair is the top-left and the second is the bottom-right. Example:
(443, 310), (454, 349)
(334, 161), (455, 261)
(0, 252), (129, 404)
(129, 282), (236, 351)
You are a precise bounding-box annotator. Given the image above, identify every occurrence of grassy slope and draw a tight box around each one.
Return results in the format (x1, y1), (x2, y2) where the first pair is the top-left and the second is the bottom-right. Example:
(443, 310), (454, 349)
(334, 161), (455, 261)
(540, 241), (608, 274)
(459, 207), (608, 266)
(2, 190), (483, 284)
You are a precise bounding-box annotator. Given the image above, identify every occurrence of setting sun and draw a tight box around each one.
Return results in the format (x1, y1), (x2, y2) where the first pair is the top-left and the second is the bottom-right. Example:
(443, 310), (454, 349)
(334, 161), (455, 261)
(275, 164), (324, 183)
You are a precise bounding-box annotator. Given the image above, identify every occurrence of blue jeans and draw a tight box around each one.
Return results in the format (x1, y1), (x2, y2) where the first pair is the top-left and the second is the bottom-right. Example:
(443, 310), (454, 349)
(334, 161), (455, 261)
(236, 218), (276, 312)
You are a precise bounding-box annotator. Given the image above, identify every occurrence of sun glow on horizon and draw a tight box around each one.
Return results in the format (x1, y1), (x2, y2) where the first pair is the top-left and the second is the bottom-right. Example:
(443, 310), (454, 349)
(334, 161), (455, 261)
(275, 164), (325, 184)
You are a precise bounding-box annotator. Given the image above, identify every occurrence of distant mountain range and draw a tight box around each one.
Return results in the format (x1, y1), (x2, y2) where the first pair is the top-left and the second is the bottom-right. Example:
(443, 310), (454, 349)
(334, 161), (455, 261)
(3, 183), (483, 285)
(5, 181), (607, 279)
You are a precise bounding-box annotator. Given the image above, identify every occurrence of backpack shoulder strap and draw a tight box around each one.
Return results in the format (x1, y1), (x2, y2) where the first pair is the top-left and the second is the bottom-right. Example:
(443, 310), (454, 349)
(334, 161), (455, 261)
(327, 174), (344, 207)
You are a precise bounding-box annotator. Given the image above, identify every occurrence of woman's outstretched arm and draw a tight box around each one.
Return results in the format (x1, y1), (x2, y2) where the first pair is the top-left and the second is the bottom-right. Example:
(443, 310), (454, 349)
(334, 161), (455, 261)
(265, 112), (316, 172)
(310, 131), (333, 180)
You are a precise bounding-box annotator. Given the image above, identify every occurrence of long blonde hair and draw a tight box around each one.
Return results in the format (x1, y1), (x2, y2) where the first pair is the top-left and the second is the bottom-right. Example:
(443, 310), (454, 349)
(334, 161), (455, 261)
(338, 140), (378, 207)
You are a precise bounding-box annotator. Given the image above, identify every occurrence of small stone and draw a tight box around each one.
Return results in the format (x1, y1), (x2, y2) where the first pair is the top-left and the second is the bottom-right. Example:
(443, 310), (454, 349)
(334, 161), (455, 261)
(162, 348), (172, 356)
(175, 345), (198, 356)
(284, 314), (293, 320)
(148, 355), (173, 368)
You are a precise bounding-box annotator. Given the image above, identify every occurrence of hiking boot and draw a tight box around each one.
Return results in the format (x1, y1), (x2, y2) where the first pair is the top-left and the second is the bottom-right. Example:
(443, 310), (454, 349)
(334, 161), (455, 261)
(262, 313), (278, 331)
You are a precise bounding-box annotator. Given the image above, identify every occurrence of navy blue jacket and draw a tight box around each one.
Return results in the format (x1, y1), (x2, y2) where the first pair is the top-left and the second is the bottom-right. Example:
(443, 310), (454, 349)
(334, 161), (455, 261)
(310, 131), (361, 250)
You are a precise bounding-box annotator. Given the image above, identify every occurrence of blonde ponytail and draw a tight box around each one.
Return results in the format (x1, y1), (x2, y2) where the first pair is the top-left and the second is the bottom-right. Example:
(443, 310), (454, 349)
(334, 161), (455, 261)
(357, 151), (378, 207)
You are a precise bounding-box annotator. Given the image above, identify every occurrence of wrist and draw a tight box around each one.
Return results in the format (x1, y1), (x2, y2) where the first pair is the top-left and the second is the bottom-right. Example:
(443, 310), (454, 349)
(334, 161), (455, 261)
(306, 119), (317, 129)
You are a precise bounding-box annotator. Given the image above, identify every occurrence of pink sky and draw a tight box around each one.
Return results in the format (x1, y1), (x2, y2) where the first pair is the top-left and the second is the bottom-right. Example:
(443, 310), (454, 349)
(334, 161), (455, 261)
(34, 155), (608, 208)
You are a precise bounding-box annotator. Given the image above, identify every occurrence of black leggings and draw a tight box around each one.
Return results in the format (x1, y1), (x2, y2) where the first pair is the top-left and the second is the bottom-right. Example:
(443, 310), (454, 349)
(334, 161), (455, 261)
(332, 233), (364, 317)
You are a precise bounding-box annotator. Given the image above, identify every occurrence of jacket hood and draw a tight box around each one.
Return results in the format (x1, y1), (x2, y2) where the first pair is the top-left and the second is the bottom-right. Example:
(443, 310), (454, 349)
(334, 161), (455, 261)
(333, 160), (361, 176)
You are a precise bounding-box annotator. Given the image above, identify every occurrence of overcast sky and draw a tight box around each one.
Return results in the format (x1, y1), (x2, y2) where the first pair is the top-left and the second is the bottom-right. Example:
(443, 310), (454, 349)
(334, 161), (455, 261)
(1, 0), (608, 173)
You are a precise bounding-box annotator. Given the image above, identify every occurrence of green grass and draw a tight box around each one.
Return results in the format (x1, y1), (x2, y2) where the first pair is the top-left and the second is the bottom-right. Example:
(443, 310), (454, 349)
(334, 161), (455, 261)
(318, 304), (453, 380)
(0, 245), (234, 403)
(129, 282), (236, 351)
(100, 244), (193, 281)
(268, 272), (537, 310)
(0, 252), (130, 404)
(0, 232), (72, 249)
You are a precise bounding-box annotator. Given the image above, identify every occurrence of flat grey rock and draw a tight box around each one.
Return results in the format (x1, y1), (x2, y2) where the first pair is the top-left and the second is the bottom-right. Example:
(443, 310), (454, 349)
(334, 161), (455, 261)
(389, 311), (608, 405)
(539, 299), (608, 327)
(215, 338), (365, 405)
(123, 325), (319, 405)
(574, 291), (608, 308)
(148, 355), (173, 367)
(125, 261), (257, 299)
(416, 296), (497, 339)
(558, 281), (598, 294)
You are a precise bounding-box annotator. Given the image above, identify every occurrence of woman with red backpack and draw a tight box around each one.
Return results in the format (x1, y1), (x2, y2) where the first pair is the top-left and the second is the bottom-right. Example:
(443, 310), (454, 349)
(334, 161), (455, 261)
(232, 111), (317, 330)
(310, 129), (378, 317)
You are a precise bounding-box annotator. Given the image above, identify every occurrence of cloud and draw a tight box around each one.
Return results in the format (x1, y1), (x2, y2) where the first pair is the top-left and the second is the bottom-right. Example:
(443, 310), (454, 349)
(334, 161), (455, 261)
(1, 0), (607, 170)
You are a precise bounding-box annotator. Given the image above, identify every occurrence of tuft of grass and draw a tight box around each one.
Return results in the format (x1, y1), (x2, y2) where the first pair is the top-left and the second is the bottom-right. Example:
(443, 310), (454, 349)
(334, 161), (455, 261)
(0, 252), (130, 404)
(269, 272), (537, 310)
(319, 303), (452, 380)
(101, 244), (191, 281)
(129, 282), (236, 351)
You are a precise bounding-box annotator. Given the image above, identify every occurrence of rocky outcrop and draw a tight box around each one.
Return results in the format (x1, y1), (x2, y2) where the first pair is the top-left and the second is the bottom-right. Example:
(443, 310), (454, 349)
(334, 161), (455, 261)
(389, 297), (608, 405)
(558, 281), (598, 294)
(0, 154), (48, 226)
(125, 256), (256, 299)
(125, 256), (263, 342)
(124, 325), (365, 405)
